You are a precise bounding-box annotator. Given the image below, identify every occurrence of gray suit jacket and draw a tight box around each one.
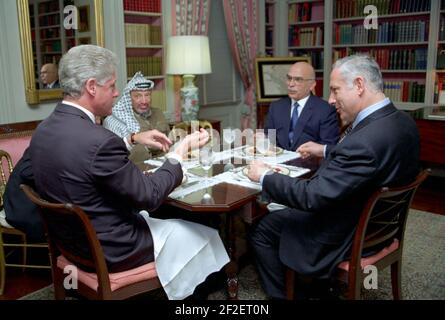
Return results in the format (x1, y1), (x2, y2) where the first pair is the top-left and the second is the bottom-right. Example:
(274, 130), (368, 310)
(262, 103), (420, 278)
(30, 103), (182, 272)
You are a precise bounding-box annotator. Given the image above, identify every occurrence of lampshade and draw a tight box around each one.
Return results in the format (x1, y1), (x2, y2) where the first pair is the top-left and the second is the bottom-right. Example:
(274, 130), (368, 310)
(166, 35), (212, 75)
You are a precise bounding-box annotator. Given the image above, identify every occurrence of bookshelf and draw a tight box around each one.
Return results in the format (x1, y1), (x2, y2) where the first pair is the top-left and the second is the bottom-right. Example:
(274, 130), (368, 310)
(265, 0), (276, 56)
(288, 0), (325, 96)
(332, 0), (430, 110)
(431, 0), (445, 115)
(122, 0), (166, 111)
(258, 0), (445, 117)
(29, 0), (79, 89)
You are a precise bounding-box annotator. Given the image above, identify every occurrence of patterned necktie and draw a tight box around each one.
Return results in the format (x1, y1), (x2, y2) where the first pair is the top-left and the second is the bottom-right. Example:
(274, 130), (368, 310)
(288, 102), (300, 145)
(339, 124), (353, 143)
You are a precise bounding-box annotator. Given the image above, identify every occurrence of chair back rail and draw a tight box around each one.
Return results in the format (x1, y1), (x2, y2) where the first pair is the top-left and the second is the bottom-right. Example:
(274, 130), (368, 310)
(0, 150), (14, 206)
(285, 169), (430, 300)
(346, 169), (430, 298)
(20, 184), (113, 296)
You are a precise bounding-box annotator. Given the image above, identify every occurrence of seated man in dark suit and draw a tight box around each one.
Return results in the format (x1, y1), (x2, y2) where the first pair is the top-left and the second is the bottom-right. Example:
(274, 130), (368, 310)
(247, 54), (420, 299)
(29, 45), (229, 300)
(40, 63), (60, 89)
(2, 147), (45, 242)
(264, 61), (339, 151)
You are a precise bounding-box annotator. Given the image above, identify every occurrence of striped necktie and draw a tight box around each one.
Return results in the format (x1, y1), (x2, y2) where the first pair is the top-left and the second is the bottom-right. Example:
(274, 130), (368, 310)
(288, 102), (300, 145)
(339, 124), (353, 143)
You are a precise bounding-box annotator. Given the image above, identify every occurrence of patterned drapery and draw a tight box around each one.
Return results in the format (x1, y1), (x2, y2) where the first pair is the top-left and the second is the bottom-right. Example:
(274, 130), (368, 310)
(171, 0), (212, 121)
(222, 0), (258, 129)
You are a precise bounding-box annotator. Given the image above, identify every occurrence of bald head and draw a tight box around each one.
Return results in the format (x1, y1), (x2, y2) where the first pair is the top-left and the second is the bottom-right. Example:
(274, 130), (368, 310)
(286, 61), (316, 101)
(40, 63), (58, 86)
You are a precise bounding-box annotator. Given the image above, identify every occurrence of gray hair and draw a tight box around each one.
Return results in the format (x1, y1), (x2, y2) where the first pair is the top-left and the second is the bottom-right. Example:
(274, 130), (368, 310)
(332, 54), (383, 92)
(58, 45), (118, 98)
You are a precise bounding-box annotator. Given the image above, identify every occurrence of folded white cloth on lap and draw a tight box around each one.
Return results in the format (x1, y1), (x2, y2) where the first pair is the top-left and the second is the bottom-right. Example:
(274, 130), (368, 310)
(139, 210), (230, 300)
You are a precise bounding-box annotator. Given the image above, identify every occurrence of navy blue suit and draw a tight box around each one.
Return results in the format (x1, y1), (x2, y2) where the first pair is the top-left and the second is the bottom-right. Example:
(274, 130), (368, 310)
(3, 148), (45, 242)
(251, 103), (420, 298)
(30, 103), (183, 272)
(264, 95), (339, 151)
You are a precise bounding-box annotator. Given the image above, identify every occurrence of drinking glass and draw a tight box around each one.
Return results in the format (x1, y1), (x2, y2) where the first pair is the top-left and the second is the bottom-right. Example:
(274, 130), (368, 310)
(199, 146), (214, 184)
(255, 136), (270, 156)
(223, 127), (236, 169)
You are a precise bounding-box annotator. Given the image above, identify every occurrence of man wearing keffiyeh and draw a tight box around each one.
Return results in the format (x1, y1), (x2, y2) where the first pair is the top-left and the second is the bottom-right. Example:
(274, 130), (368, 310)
(104, 71), (170, 163)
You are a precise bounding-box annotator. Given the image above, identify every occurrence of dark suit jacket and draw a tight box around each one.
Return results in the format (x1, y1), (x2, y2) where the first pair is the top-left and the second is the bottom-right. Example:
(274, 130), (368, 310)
(262, 103), (420, 278)
(264, 95), (339, 151)
(3, 147), (45, 242)
(30, 103), (183, 272)
(43, 80), (60, 89)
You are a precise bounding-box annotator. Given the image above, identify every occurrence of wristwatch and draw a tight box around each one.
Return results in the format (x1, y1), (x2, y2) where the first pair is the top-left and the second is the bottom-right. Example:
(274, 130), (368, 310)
(130, 132), (138, 145)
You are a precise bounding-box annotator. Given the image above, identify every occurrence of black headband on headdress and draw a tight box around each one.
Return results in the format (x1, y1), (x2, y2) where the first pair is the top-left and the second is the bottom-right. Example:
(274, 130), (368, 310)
(134, 82), (154, 90)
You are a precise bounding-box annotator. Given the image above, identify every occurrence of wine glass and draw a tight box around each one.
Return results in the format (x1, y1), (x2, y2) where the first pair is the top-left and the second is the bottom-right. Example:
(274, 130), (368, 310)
(255, 136), (270, 156)
(199, 146), (214, 185)
(223, 127), (236, 148)
(223, 127), (236, 170)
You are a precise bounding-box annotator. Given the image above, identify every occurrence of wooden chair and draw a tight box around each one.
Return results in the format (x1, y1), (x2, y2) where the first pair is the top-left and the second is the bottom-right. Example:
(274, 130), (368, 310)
(285, 169), (430, 300)
(0, 150), (49, 295)
(20, 184), (162, 300)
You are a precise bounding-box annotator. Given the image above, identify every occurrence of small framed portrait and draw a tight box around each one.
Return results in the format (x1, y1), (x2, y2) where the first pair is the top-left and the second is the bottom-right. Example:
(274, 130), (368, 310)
(78, 5), (90, 32)
(77, 37), (91, 45)
(255, 56), (311, 103)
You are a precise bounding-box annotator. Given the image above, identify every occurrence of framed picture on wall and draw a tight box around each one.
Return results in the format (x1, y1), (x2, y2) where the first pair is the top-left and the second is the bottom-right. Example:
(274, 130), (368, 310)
(78, 5), (90, 32)
(255, 56), (311, 103)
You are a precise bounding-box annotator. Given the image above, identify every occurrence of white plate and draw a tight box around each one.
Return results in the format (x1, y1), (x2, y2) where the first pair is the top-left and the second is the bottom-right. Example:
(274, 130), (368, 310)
(244, 146), (284, 157)
(242, 165), (290, 177)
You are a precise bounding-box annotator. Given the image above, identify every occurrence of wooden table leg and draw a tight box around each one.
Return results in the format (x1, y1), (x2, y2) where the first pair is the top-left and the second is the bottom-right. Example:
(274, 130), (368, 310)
(225, 212), (239, 300)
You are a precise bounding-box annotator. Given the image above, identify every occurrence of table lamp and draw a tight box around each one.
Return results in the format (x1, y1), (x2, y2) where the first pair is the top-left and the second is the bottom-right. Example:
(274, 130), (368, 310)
(166, 35), (212, 121)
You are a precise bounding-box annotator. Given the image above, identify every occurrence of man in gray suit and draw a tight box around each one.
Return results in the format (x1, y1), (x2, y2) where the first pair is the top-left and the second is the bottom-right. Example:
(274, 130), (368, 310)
(247, 55), (420, 299)
(29, 45), (229, 300)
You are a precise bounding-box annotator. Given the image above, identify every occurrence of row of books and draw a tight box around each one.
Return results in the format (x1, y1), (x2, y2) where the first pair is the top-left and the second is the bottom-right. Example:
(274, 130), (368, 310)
(334, 0), (431, 19)
(333, 48), (428, 70)
(440, 17), (445, 41)
(288, 2), (324, 23)
(127, 57), (162, 78)
(39, 15), (60, 27)
(39, 28), (60, 39)
(38, 1), (59, 14)
(265, 27), (273, 47)
(433, 74), (445, 104)
(289, 26), (323, 47)
(383, 80), (425, 103)
(333, 20), (427, 45)
(42, 54), (61, 65)
(265, 3), (274, 24)
(288, 50), (324, 70)
(123, 0), (161, 13)
(41, 40), (62, 53)
(124, 24), (162, 46)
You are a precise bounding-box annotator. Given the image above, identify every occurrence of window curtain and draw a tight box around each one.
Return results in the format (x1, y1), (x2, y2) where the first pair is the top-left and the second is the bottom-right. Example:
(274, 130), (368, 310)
(171, 0), (212, 121)
(222, 0), (258, 129)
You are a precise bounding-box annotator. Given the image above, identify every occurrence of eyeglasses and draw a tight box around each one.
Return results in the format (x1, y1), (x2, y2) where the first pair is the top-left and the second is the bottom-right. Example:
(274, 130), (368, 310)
(286, 75), (315, 83)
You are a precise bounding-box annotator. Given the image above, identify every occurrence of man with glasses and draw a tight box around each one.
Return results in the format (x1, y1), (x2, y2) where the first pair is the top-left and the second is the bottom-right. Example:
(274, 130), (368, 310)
(264, 62), (339, 151)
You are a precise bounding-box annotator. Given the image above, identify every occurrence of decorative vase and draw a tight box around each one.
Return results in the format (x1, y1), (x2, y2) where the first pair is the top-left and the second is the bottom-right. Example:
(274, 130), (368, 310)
(180, 75), (199, 121)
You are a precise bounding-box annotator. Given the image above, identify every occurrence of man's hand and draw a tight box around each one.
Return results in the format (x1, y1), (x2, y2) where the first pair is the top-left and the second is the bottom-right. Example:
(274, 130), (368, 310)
(173, 128), (209, 159)
(297, 141), (324, 159)
(133, 130), (172, 152)
(246, 160), (271, 183)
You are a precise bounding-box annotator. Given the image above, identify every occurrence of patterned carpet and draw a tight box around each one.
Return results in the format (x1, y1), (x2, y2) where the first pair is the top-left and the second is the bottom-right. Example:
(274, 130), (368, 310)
(20, 209), (445, 300)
